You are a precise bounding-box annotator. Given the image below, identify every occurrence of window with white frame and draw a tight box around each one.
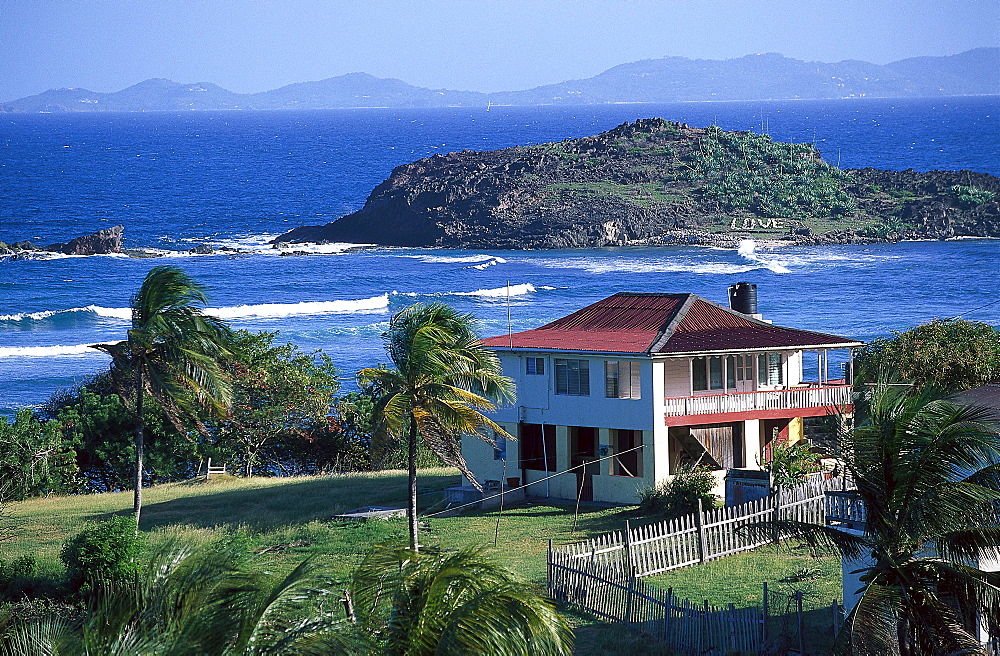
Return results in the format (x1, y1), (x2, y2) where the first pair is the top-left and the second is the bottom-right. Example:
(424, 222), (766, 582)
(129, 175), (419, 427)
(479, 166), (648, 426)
(604, 360), (641, 399)
(757, 352), (784, 386)
(525, 357), (545, 375)
(692, 356), (726, 391)
(555, 359), (590, 395)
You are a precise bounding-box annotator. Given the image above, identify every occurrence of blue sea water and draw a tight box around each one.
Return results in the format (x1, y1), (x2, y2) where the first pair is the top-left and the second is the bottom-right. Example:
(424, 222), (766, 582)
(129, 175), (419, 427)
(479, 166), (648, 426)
(1, 97), (998, 415)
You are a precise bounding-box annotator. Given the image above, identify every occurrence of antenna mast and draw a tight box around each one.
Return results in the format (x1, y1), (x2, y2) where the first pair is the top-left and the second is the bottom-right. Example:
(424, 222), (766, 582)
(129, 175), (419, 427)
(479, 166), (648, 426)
(507, 280), (512, 347)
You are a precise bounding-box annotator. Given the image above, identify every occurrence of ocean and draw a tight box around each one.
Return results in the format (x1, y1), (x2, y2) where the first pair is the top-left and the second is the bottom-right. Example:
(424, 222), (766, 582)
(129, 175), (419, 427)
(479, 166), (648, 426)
(1, 96), (998, 415)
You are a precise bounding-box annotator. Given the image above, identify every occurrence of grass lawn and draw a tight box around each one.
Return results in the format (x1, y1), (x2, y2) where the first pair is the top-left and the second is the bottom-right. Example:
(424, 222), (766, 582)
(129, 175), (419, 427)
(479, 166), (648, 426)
(4, 469), (843, 654)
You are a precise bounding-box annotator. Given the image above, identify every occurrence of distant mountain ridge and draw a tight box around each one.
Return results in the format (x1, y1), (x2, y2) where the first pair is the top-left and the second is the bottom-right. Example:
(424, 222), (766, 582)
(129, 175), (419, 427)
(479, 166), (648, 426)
(3, 48), (997, 112)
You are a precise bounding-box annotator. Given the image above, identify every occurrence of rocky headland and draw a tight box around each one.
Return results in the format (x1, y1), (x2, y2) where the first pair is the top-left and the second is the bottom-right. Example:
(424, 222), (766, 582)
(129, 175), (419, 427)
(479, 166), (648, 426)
(273, 119), (1000, 249)
(0, 225), (125, 258)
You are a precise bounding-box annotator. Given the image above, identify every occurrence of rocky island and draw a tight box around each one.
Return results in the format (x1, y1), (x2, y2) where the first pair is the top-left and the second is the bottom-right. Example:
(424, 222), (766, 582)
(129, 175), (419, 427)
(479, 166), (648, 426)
(274, 119), (1000, 249)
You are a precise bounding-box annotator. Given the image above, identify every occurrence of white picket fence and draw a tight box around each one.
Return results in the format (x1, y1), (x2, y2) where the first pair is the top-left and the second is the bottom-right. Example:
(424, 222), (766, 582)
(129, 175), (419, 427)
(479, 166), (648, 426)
(555, 475), (842, 578)
(548, 547), (766, 654)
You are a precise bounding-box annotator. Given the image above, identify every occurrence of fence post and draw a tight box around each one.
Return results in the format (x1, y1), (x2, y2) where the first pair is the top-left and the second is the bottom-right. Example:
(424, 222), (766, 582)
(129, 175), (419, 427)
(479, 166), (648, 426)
(761, 581), (769, 644)
(695, 498), (707, 563)
(771, 489), (782, 544)
(796, 589), (804, 655)
(624, 520), (635, 624)
(547, 539), (553, 598)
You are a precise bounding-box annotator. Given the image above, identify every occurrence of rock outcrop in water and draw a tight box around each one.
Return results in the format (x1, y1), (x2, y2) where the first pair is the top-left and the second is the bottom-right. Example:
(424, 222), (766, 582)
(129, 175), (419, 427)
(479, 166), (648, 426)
(1, 225), (125, 257)
(273, 119), (1000, 249)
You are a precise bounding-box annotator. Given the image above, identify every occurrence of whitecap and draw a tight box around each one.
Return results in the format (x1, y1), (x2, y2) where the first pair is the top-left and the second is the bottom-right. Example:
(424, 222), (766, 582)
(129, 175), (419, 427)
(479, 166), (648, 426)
(208, 294), (389, 319)
(0, 305), (131, 322)
(0, 344), (107, 359)
(737, 239), (791, 274)
(391, 283), (539, 299)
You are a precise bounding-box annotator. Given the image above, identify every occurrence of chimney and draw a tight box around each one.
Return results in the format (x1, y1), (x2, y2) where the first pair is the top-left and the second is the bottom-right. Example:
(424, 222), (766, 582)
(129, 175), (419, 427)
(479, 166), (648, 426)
(728, 282), (764, 321)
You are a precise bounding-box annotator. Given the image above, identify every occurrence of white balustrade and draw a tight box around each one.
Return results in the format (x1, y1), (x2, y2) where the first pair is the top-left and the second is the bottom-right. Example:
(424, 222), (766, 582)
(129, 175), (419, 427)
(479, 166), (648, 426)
(664, 385), (851, 417)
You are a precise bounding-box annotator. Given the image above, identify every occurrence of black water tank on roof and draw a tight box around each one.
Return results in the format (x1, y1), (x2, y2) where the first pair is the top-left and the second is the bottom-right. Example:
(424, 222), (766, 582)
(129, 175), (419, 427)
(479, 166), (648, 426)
(728, 282), (758, 315)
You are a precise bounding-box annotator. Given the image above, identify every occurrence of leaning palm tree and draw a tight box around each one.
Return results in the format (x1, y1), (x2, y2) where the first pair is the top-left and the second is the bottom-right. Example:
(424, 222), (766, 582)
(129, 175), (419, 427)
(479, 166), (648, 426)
(359, 302), (514, 551)
(90, 266), (233, 527)
(0, 539), (368, 656)
(773, 382), (1000, 655)
(350, 544), (573, 655)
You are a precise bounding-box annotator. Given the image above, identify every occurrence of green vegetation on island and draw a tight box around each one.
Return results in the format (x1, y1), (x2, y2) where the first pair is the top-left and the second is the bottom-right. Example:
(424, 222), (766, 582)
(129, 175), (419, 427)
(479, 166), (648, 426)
(275, 118), (1000, 248)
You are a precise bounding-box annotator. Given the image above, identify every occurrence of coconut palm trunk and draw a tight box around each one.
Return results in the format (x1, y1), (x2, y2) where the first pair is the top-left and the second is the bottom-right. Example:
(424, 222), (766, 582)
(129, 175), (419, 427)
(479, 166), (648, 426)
(359, 302), (515, 557)
(90, 266), (233, 532)
(407, 415), (419, 551)
(133, 369), (144, 525)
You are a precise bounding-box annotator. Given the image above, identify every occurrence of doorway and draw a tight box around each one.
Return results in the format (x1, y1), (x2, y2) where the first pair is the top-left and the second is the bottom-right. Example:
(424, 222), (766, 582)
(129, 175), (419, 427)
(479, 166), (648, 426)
(570, 426), (598, 502)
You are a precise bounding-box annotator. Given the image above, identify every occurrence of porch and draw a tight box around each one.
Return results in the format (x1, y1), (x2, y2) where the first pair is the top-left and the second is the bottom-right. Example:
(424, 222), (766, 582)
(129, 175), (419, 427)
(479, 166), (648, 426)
(664, 384), (852, 426)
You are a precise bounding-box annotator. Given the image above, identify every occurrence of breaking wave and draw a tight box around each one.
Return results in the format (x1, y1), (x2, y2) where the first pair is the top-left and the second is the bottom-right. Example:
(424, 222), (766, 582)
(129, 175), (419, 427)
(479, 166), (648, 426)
(393, 283), (542, 299)
(0, 344), (105, 359)
(737, 240), (791, 273)
(0, 295), (390, 326)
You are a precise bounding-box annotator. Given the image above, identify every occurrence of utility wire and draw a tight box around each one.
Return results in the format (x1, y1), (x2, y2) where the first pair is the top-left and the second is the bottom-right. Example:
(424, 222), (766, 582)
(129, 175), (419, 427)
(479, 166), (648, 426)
(421, 443), (645, 518)
(951, 297), (1000, 320)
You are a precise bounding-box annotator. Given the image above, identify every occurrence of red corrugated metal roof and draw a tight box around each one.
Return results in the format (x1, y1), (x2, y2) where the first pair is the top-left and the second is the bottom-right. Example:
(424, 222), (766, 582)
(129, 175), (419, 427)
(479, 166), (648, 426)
(480, 292), (861, 354)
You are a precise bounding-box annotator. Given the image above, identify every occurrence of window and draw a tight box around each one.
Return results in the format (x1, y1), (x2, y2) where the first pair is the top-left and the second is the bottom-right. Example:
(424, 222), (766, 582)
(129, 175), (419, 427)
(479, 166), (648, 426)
(726, 355), (737, 388)
(735, 354), (754, 382)
(757, 352), (784, 386)
(612, 429), (642, 477)
(692, 356), (726, 392)
(708, 356), (724, 390)
(518, 423), (556, 471)
(555, 359), (590, 395)
(525, 357), (544, 375)
(692, 357), (708, 391)
(604, 361), (641, 399)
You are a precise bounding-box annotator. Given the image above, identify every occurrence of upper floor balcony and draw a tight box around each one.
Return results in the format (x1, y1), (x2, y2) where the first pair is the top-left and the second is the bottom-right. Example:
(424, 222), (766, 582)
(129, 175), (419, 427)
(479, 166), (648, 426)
(663, 384), (853, 426)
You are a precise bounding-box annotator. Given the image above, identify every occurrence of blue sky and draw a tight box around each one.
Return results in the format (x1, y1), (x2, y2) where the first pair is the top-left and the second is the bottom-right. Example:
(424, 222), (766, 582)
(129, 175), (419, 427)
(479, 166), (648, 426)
(2, 0), (998, 101)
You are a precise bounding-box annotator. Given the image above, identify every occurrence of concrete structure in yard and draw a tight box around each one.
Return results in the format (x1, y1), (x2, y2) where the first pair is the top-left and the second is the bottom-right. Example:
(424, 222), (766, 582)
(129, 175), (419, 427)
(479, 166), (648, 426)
(462, 285), (861, 505)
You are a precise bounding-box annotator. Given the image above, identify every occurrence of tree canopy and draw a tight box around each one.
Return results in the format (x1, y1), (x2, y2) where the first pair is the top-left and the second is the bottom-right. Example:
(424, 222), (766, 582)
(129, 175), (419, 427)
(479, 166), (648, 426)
(854, 318), (1000, 392)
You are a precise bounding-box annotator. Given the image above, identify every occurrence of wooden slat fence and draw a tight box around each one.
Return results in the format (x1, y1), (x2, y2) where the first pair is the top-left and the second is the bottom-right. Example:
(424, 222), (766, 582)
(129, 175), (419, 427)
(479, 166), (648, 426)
(548, 545), (764, 655)
(557, 476), (842, 578)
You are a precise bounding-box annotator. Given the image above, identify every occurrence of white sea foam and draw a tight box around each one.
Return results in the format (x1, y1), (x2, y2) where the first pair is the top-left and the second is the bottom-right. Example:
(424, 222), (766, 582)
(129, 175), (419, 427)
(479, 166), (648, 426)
(403, 254), (500, 264)
(392, 283), (539, 299)
(532, 257), (760, 275)
(452, 283), (535, 297)
(209, 294), (389, 319)
(0, 297), (388, 325)
(737, 240), (792, 273)
(0, 305), (131, 322)
(0, 344), (106, 358)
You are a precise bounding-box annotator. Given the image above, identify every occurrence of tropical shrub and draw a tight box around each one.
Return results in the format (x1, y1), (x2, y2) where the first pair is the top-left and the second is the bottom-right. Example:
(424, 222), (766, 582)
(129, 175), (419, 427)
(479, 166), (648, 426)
(60, 517), (144, 589)
(0, 410), (80, 500)
(855, 318), (1000, 392)
(638, 468), (718, 520)
(951, 184), (996, 208)
(765, 441), (820, 491)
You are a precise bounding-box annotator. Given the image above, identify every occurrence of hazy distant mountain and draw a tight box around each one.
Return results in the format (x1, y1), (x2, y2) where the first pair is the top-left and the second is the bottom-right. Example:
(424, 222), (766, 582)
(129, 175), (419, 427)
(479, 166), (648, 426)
(3, 49), (996, 112)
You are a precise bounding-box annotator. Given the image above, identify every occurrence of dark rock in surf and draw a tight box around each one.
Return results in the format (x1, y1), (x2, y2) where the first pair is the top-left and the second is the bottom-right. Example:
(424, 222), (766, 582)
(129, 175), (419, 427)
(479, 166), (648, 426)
(45, 225), (125, 255)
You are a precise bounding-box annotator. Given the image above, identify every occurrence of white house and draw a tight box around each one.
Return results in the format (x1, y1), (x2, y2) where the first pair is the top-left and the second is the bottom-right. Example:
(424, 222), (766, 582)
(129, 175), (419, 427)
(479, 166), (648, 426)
(462, 286), (862, 504)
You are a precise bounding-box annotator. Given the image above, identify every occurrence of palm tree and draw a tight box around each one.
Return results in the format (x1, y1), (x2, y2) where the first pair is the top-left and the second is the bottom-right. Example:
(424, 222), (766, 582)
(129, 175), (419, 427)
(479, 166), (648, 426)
(359, 302), (514, 551)
(0, 540), (367, 656)
(778, 383), (1000, 655)
(349, 544), (573, 655)
(90, 266), (233, 527)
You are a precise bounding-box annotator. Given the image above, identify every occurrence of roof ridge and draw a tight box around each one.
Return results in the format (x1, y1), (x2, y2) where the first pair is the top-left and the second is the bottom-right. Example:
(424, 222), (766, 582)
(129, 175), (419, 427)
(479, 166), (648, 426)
(647, 293), (698, 353)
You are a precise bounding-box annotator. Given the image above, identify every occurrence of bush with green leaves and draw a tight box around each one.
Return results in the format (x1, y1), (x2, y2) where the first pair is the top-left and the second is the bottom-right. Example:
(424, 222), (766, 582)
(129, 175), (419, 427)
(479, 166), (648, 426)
(951, 184), (996, 208)
(0, 410), (80, 500)
(855, 318), (1000, 392)
(60, 516), (144, 589)
(638, 468), (719, 520)
(765, 441), (820, 491)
